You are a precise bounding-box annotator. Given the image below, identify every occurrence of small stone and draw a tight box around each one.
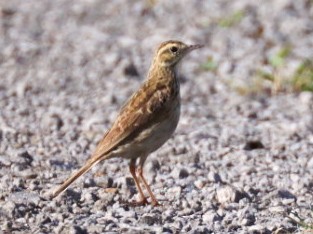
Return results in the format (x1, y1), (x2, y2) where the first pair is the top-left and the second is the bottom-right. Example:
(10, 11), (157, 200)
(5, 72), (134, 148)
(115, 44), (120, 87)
(269, 206), (285, 213)
(95, 189), (116, 207)
(113, 176), (131, 188)
(39, 216), (52, 225)
(171, 167), (189, 179)
(9, 191), (41, 206)
(15, 81), (29, 98)
(64, 189), (81, 202)
(173, 142), (188, 155)
(28, 180), (40, 191)
(181, 199), (190, 209)
(182, 223), (192, 232)
(308, 157), (313, 168)
(162, 227), (174, 234)
(144, 159), (160, 182)
(69, 225), (88, 234)
(241, 218), (253, 226)
(194, 226), (210, 233)
(114, 208), (136, 219)
(216, 186), (246, 204)
(11, 178), (25, 192)
(238, 197), (250, 206)
(202, 210), (222, 223)
(94, 176), (114, 188)
(72, 204), (82, 214)
(2, 220), (13, 230)
(11, 150), (33, 167)
(248, 225), (269, 233)
(125, 177), (135, 187)
(12, 204), (28, 218)
(208, 171), (222, 183)
(2, 200), (16, 216)
(124, 62), (139, 77)
(277, 190), (296, 199)
(81, 191), (98, 203)
(149, 159), (161, 171)
(194, 179), (206, 189)
(13, 168), (37, 179)
(281, 198), (295, 205)
(179, 168), (189, 179)
(243, 140), (264, 150)
(172, 219), (183, 230)
(83, 178), (96, 188)
(83, 115), (105, 131)
(140, 214), (162, 225)
(167, 186), (182, 200)
(0, 155), (11, 166)
(42, 112), (64, 131)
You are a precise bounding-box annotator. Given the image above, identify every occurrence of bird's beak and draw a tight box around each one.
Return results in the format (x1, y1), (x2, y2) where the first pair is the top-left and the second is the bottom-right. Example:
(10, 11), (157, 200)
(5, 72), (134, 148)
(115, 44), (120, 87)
(187, 44), (204, 52)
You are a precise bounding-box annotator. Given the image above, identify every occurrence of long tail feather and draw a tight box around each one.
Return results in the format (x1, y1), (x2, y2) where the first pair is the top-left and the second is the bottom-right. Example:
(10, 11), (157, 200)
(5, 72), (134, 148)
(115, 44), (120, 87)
(51, 156), (103, 198)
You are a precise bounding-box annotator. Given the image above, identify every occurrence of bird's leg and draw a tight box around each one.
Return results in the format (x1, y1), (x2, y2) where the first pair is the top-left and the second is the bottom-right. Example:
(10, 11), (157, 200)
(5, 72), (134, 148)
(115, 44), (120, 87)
(129, 158), (148, 206)
(137, 156), (160, 206)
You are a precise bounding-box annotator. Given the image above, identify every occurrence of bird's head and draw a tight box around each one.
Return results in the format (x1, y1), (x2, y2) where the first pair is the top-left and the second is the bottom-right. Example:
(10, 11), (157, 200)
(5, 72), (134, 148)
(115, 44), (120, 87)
(154, 40), (203, 67)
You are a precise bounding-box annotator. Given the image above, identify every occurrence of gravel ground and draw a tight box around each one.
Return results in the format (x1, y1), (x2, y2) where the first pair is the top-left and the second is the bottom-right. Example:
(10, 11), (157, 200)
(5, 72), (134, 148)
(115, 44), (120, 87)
(0, 0), (313, 233)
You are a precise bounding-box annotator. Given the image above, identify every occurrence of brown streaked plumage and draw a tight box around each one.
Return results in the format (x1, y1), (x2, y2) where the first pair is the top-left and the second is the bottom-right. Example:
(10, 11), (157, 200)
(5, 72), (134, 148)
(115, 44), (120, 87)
(52, 40), (203, 206)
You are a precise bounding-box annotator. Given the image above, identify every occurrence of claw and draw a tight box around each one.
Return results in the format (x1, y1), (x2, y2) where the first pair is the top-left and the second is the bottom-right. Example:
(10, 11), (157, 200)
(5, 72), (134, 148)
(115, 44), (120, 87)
(151, 199), (161, 207)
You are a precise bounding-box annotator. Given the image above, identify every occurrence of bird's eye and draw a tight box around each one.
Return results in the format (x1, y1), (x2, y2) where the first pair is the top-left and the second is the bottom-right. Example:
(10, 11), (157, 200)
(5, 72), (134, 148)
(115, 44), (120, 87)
(170, 46), (178, 53)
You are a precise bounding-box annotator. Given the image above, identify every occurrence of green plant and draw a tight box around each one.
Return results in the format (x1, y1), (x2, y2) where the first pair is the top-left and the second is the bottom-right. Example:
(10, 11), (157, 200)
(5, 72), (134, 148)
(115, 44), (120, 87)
(269, 46), (291, 68)
(218, 10), (245, 28)
(292, 60), (313, 92)
(200, 56), (218, 72)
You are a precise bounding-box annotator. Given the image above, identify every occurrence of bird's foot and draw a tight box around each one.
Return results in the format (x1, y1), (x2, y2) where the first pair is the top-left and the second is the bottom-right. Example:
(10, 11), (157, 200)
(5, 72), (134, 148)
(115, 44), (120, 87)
(151, 199), (161, 207)
(131, 197), (149, 206)
(121, 197), (149, 207)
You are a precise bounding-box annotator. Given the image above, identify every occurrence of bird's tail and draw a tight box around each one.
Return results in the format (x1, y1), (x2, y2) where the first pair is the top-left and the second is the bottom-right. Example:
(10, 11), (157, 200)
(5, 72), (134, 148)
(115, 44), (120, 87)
(51, 155), (104, 198)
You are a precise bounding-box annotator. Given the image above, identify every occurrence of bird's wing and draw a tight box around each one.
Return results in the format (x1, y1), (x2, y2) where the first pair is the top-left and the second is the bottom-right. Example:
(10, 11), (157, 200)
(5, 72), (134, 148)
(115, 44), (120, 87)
(91, 79), (170, 160)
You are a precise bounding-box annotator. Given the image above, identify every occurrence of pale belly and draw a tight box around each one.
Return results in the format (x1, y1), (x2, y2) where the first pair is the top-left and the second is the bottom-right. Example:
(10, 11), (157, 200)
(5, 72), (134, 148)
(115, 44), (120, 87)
(111, 100), (181, 159)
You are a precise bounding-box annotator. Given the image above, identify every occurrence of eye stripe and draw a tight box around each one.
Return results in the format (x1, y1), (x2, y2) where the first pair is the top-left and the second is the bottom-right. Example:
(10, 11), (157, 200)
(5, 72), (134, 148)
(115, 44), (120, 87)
(158, 43), (180, 56)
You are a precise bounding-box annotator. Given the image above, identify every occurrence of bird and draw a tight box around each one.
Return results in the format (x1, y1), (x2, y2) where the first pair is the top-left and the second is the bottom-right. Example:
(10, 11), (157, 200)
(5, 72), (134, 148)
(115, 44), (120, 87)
(52, 40), (203, 206)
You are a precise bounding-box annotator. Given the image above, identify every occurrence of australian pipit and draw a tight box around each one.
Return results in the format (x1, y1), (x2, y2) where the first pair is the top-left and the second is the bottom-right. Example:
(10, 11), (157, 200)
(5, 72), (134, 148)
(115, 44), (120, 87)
(52, 40), (203, 206)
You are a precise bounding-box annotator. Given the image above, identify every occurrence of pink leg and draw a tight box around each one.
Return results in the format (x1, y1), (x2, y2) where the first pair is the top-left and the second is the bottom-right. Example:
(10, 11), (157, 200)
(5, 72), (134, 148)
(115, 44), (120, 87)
(129, 159), (148, 206)
(137, 156), (160, 206)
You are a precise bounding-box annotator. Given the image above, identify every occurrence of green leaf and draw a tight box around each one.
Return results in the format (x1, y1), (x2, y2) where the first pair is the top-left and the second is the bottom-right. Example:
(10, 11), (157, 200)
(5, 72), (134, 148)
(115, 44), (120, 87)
(269, 46), (291, 68)
(200, 57), (217, 72)
(218, 10), (245, 28)
(292, 60), (313, 92)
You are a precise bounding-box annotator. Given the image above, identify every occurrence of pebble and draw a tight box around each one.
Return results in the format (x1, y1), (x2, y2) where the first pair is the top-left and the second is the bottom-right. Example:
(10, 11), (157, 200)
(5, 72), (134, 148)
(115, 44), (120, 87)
(269, 206), (285, 213)
(277, 190), (296, 199)
(179, 168), (189, 179)
(194, 179), (206, 189)
(69, 226), (88, 234)
(0, 155), (11, 166)
(207, 171), (222, 183)
(81, 190), (99, 203)
(216, 186), (246, 204)
(170, 167), (190, 179)
(140, 214), (162, 225)
(248, 224), (269, 233)
(144, 159), (160, 182)
(82, 178), (96, 188)
(202, 210), (222, 223)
